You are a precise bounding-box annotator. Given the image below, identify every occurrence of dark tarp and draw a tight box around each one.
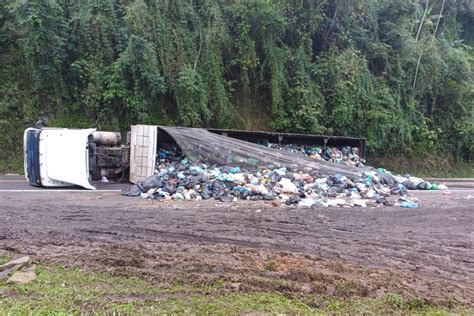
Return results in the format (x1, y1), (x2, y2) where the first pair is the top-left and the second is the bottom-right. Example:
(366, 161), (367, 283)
(158, 126), (368, 178)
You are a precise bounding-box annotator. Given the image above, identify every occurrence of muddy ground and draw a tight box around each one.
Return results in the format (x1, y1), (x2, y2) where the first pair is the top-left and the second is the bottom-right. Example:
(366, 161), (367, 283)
(0, 188), (473, 306)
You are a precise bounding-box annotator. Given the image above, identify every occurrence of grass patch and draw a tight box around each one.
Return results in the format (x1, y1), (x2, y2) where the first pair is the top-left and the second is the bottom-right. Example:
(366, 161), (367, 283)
(0, 265), (314, 314)
(322, 296), (470, 315)
(0, 259), (10, 266)
(265, 259), (278, 271)
(0, 264), (472, 314)
(155, 292), (315, 314)
(0, 265), (156, 314)
(334, 279), (367, 297)
(0, 253), (12, 265)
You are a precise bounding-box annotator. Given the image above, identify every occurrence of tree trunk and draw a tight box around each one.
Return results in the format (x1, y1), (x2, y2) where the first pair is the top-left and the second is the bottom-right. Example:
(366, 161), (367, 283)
(432, 0), (445, 42)
(413, 0), (430, 91)
(415, 0), (429, 42)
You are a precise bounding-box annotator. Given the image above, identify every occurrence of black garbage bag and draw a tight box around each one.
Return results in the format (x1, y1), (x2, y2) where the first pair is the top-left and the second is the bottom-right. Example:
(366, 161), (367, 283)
(402, 180), (418, 190)
(121, 184), (141, 197)
(137, 174), (164, 192)
(377, 172), (396, 186)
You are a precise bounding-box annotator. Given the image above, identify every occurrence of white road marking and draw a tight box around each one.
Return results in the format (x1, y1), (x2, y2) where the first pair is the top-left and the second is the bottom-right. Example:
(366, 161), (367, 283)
(0, 189), (121, 192)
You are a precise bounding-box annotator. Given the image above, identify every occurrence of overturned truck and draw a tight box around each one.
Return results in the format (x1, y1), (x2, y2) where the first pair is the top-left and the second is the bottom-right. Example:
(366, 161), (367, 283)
(23, 125), (366, 190)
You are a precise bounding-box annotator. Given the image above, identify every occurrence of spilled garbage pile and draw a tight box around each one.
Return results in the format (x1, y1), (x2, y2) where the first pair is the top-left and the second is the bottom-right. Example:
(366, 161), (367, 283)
(122, 144), (447, 208)
(261, 142), (365, 167)
(259, 143), (446, 190)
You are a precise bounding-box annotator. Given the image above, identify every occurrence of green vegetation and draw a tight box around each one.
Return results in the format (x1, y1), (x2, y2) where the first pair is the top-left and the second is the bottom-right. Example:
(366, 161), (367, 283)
(0, 0), (473, 173)
(0, 263), (471, 314)
(0, 256), (11, 266)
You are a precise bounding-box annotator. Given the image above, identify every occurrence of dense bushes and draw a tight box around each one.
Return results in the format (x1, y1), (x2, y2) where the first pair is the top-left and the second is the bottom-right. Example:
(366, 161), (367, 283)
(0, 0), (473, 170)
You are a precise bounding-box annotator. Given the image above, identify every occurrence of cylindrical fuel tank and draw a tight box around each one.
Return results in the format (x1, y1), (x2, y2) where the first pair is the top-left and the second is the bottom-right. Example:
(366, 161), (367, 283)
(92, 131), (121, 146)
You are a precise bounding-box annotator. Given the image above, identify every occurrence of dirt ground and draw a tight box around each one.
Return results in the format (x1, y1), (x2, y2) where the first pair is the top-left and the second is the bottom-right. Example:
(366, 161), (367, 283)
(0, 188), (473, 306)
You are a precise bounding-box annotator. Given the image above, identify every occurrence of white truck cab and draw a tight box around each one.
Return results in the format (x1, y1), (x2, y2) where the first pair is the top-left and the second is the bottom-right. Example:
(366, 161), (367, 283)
(24, 127), (97, 189)
(23, 125), (145, 190)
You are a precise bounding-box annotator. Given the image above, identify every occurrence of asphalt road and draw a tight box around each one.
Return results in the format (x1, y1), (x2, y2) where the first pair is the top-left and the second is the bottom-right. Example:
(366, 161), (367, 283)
(0, 175), (128, 191)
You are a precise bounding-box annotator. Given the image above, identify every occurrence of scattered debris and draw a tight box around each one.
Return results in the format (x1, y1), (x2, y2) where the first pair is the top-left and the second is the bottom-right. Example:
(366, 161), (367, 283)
(122, 144), (448, 208)
(0, 256), (30, 279)
(399, 197), (419, 209)
(353, 199), (367, 208)
(7, 265), (37, 284)
(262, 142), (365, 167)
